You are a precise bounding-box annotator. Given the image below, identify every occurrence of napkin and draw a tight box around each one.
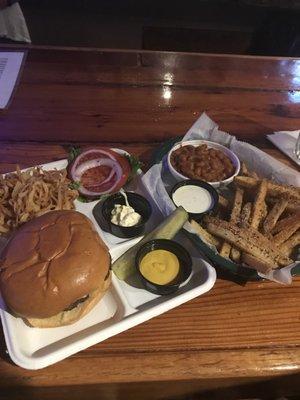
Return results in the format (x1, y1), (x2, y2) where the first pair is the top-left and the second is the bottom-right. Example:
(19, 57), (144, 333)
(142, 112), (300, 284)
(0, 3), (31, 43)
(267, 130), (300, 167)
(0, 51), (26, 109)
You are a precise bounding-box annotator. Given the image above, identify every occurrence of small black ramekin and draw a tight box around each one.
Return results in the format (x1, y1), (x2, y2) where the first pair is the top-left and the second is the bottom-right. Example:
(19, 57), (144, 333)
(170, 179), (219, 221)
(135, 239), (192, 295)
(100, 192), (152, 238)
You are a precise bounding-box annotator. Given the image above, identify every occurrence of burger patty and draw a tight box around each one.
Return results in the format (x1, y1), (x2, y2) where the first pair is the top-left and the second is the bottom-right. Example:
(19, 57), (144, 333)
(64, 271), (111, 312)
(64, 295), (89, 311)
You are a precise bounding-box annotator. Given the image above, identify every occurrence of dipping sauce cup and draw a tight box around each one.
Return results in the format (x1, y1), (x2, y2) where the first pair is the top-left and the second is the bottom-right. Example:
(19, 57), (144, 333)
(100, 192), (152, 238)
(170, 179), (219, 221)
(136, 239), (192, 295)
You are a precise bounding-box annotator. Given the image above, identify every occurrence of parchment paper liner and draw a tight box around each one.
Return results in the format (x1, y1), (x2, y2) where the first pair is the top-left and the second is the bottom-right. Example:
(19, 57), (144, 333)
(142, 112), (300, 284)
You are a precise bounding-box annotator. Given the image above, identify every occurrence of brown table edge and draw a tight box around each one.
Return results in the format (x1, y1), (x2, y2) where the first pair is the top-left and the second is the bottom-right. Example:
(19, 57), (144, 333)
(1, 43), (300, 62)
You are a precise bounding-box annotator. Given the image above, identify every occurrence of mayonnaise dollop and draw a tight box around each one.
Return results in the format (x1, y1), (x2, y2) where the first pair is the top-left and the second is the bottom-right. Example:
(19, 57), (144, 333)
(111, 204), (141, 227)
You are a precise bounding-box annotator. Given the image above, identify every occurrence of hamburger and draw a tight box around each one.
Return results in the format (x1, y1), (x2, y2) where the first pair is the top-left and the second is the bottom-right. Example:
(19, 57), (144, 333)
(0, 210), (111, 328)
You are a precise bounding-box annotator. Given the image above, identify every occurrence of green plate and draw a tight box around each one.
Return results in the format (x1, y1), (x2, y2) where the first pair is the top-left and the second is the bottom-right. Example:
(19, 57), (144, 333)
(151, 136), (300, 281)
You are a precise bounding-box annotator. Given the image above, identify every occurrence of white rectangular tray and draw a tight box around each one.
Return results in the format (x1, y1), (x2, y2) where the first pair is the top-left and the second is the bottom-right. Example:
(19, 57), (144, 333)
(0, 159), (216, 370)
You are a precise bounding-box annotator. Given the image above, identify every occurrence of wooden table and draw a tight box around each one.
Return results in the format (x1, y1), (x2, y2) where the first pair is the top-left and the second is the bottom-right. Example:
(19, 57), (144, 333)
(0, 45), (300, 400)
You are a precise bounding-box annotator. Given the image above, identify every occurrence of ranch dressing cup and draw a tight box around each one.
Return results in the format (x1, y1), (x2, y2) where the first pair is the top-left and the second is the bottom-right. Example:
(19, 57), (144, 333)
(170, 179), (219, 221)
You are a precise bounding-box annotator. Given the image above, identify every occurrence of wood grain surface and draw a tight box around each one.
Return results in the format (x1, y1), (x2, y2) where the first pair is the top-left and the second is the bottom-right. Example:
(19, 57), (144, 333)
(1, 45), (300, 143)
(0, 46), (300, 399)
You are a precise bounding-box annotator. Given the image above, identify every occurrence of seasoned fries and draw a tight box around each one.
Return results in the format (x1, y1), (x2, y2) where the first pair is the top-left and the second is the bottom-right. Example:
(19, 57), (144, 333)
(220, 243), (231, 258)
(240, 162), (249, 177)
(206, 217), (292, 267)
(235, 176), (300, 201)
(218, 194), (229, 209)
(0, 166), (78, 233)
(231, 188), (244, 223)
(239, 202), (252, 228)
(263, 199), (288, 234)
(230, 247), (241, 263)
(240, 162), (258, 179)
(190, 220), (221, 248)
(241, 253), (274, 274)
(280, 231), (300, 256)
(220, 187), (243, 259)
(269, 197), (300, 214)
(273, 218), (300, 246)
(190, 161), (300, 274)
(271, 211), (300, 235)
(249, 179), (268, 229)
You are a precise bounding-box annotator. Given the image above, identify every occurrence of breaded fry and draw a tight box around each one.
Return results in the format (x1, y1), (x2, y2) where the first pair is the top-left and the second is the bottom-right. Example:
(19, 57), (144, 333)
(229, 188), (244, 260)
(220, 242), (231, 258)
(268, 197), (300, 214)
(231, 187), (244, 223)
(206, 217), (292, 266)
(230, 247), (241, 263)
(190, 219), (221, 248)
(219, 187), (243, 258)
(249, 171), (259, 179)
(218, 195), (229, 209)
(280, 231), (300, 256)
(239, 202), (252, 228)
(240, 162), (249, 176)
(242, 253), (276, 274)
(250, 179), (268, 229)
(261, 201), (268, 221)
(240, 163), (258, 179)
(273, 218), (300, 245)
(272, 211), (300, 234)
(235, 176), (300, 201)
(263, 199), (288, 234)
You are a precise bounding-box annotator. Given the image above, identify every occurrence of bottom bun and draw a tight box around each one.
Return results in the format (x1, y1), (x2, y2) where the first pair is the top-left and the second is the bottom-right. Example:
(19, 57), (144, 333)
(25, 272), (111, 328)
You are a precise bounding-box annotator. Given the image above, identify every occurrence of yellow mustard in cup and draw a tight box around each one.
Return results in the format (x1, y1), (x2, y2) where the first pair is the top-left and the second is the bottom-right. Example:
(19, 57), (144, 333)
(139, 249), (180, 285)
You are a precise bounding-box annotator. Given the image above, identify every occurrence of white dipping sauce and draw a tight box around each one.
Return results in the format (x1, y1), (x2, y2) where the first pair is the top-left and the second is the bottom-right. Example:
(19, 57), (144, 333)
(172, 185), (213, 214)
(111, 204), (141, 227)
(110, 190), (142, 227)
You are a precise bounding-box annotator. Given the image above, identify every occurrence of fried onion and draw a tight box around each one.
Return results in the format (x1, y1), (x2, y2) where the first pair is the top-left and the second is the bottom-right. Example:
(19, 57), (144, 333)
(0, 166), (78, 234)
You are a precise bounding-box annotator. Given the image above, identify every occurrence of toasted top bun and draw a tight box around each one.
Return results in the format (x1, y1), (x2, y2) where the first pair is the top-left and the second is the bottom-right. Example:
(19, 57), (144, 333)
(0, 210), (110, 319)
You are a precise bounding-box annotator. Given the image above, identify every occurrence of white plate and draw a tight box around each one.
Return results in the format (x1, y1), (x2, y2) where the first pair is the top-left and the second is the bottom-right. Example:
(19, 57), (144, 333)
(0, 158), (216, 370)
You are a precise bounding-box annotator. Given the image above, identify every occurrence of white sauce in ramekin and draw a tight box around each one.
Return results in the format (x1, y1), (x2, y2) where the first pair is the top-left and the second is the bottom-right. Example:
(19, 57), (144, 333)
(110, 189), (142, 227)
(172, 185), (213, 214)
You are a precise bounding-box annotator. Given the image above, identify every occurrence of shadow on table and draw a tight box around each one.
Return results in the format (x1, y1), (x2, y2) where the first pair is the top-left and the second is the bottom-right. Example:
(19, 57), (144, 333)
(184, 373), (300, 400)
(0, 373), (299, 400)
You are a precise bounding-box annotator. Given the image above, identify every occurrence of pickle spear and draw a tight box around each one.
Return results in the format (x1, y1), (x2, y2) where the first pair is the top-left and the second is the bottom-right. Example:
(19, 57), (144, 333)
(112, 206), (188, 280)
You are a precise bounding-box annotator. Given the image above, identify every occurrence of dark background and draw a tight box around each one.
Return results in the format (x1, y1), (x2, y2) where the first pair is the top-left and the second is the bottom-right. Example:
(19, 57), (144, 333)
(20, 0), (300, 56)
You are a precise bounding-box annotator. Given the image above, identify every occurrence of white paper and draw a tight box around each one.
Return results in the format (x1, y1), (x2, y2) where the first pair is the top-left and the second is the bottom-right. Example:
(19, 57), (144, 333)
(267, 130), (300, 167)
(0, 51), (25, 109)
(0, 3), (31, 43)
(142, 112), (300, 284)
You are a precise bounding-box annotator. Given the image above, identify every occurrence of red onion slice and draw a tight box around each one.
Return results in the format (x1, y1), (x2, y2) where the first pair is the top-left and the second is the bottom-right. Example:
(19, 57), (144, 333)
(71, 153), (123, 196)
(73, 158), (116, 181)
(70, 149), (117, 180)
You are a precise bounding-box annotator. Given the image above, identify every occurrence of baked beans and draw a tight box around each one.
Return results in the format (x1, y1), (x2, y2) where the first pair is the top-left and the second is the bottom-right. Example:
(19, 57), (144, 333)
(170, 144), (235, 182)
